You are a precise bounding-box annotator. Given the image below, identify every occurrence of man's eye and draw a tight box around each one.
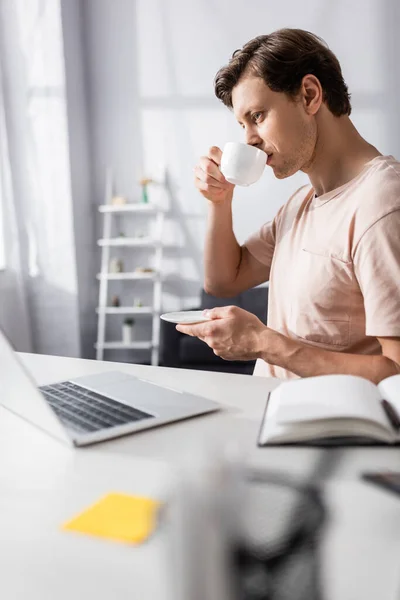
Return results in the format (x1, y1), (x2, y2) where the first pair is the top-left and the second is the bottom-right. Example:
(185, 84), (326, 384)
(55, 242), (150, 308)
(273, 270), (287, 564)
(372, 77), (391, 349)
(252, 112), (263, 123)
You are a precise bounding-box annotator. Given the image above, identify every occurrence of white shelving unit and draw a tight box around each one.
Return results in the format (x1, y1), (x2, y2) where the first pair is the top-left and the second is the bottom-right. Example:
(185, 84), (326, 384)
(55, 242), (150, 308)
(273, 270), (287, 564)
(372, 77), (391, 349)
(98, 237), (160, 247)
(95, 171), (166, 365)
(97, 272), (160, 281)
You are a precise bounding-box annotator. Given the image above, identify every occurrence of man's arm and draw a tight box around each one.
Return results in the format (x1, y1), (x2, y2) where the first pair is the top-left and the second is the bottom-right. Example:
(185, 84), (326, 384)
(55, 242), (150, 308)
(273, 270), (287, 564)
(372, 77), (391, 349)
(195, 146), (270, 297)
(204, 202), (270, 297)
(176, 307), (400, 385)
(262, 330), (400, 384)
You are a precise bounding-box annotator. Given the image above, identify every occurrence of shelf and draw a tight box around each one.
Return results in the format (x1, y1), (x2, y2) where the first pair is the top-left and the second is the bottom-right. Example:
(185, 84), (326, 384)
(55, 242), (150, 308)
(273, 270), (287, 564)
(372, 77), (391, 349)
(96, 166), (168, 366)
(97, 271), (159, 281)
(95, 341), (155, 350)
(96, 307), (154, 315)
(98, 237), (160, 247)
(99, 204), (164, 214)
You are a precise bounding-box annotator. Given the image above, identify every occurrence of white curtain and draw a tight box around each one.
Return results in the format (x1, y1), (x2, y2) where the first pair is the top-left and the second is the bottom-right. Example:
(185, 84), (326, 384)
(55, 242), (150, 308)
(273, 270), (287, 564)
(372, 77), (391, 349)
(0, 57), (32, 352)
(0, 0), (81, 356)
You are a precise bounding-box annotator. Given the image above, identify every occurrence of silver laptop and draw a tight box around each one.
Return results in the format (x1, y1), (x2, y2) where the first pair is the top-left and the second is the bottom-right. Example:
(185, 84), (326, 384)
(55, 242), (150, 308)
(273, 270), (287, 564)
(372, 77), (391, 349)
(0, 329), (220, 447)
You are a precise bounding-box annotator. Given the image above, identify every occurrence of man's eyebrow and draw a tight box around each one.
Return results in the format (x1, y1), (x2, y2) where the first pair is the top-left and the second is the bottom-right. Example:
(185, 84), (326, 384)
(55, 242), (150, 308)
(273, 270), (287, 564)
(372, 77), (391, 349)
(236, 110), (252, 126)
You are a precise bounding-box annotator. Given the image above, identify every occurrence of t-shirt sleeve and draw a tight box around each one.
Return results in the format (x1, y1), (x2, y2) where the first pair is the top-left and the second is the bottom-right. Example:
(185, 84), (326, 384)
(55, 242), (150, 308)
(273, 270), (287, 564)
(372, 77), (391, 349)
(243, 219), (277, 268)
(353, 209), (400, 337)
(243, 185), (310, 269)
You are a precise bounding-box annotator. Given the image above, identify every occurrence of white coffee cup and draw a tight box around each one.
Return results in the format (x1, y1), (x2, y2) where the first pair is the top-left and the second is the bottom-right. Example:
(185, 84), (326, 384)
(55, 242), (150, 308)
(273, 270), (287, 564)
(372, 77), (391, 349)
(220, 142), (267, 186)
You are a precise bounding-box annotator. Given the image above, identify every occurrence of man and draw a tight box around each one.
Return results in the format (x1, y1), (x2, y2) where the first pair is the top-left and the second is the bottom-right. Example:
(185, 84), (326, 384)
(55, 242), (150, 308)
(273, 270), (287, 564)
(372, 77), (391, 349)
(177, 28), (400, 384)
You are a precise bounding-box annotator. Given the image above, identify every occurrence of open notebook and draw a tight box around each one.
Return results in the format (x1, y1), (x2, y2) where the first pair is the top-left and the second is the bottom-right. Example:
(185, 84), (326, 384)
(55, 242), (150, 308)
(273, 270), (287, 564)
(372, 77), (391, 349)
(258, 374), (400, 446)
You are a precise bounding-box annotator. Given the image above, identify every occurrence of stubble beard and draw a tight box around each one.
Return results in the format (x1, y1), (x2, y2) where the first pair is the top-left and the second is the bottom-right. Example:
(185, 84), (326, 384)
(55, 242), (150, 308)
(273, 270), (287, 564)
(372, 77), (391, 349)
(273, 121), (317, 179)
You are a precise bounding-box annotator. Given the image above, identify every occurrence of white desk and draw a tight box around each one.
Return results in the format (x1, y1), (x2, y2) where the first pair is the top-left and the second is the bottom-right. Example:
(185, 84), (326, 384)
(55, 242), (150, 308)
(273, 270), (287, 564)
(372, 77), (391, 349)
(1, 354), (400, 599)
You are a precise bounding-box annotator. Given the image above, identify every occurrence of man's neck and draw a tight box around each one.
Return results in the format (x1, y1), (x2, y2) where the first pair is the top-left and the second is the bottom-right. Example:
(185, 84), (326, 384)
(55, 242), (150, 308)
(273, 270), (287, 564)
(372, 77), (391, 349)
(303, 113), (381, 197)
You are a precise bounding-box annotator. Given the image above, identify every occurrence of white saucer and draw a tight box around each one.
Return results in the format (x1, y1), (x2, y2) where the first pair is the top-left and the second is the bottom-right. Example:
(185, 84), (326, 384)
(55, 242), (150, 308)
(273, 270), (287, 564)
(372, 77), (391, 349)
(160, 310), (211, 324)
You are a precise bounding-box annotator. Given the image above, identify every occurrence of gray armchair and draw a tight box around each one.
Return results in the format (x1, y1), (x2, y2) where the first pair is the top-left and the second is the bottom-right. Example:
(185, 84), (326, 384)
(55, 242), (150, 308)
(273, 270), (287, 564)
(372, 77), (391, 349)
(159, 286), (268, 374)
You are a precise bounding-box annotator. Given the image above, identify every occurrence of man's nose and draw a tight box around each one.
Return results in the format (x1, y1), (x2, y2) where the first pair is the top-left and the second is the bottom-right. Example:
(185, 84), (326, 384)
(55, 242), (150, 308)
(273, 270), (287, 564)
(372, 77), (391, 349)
(244, 128), (263, 148)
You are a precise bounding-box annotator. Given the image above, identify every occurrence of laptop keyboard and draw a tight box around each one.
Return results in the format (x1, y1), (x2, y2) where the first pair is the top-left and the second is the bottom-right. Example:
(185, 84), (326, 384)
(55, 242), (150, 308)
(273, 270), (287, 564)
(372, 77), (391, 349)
(40, 381), (153, 434)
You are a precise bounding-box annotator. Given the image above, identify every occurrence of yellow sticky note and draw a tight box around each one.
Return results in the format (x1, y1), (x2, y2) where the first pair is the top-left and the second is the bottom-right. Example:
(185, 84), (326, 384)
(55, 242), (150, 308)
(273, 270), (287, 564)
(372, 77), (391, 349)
(62, 493), (160, 544)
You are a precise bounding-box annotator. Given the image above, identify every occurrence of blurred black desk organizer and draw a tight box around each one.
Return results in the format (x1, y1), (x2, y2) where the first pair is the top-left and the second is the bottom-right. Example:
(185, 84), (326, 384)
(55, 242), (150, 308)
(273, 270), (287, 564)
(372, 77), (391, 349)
(159, 286), (269, 374)
(233, 468), (325, 600)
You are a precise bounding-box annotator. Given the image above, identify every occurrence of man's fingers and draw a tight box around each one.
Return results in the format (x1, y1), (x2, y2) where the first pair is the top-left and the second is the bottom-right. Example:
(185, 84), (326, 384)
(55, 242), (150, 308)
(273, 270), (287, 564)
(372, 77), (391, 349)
(208, 145), (223, 166)
(194, 166), (227, 189)
(176, 324), (194, 335)
(198, 156), (226, 184)
(195, 180), (227, 196)
(176, 323), (208, 337)
(204, 305), (239, 320)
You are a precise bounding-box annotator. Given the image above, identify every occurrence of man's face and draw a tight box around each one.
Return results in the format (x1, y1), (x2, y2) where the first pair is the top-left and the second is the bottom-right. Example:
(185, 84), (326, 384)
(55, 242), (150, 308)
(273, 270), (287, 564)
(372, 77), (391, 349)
(231, 75), (317, 179)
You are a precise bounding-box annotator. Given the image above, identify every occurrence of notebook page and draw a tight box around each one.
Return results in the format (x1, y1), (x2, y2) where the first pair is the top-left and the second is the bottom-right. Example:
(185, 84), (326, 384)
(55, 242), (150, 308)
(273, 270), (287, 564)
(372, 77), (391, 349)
(274, 375), (389, 429)
(378, 374), (400, 413)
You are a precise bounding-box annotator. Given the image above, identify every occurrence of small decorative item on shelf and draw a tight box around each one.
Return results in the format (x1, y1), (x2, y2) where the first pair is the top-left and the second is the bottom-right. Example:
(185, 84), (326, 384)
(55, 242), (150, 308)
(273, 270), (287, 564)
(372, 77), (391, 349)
(133, 297), (143, 308)
(118, 231), (126, 238)
(139, 177), (153, 204)
(122, 318), (135, 344)
(111, 195), (127, 205)
(109, 258), (124, 273)
(111, 295), (120, 307)
(135, 266), (155, 274)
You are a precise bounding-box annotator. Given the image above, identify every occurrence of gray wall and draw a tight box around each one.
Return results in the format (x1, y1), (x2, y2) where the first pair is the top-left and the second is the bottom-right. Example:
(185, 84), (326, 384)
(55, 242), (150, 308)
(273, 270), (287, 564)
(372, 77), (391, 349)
(61, 0), (97, 359)
(81, 0), (149, 361)
(60, 0), (149, 360)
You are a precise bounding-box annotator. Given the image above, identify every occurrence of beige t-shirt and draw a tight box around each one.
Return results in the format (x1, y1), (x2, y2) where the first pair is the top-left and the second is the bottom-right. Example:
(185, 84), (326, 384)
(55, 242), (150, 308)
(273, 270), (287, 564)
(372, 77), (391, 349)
(245, 155), (400, 379)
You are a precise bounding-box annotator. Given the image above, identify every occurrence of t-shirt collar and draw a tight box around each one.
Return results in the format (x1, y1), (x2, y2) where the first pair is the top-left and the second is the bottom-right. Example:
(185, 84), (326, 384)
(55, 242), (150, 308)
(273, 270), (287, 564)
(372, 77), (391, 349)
(311, 154), (393, 207)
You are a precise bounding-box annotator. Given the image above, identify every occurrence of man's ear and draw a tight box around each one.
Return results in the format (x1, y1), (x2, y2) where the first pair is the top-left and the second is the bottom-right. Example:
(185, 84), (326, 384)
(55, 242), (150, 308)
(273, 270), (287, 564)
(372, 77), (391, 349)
(301, 74), (323, 115)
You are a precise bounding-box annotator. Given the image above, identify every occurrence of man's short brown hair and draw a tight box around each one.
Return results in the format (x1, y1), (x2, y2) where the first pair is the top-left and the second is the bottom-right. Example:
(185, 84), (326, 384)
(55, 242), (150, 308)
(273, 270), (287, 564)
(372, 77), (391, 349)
(214, 28), (351, 117)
